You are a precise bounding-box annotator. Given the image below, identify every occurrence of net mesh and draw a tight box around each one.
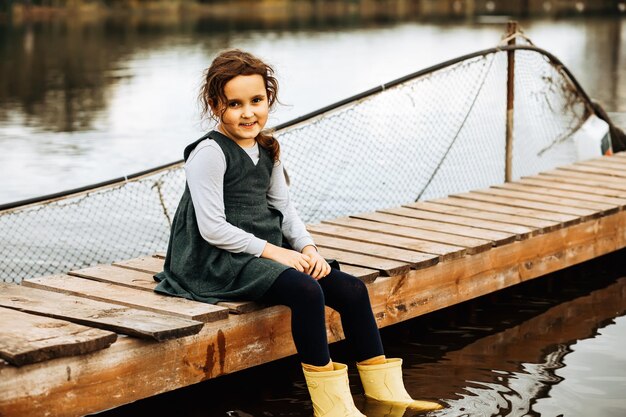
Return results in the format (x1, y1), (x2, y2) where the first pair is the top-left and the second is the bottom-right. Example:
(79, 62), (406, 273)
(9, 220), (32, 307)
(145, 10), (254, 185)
(0, 46), (591, 283)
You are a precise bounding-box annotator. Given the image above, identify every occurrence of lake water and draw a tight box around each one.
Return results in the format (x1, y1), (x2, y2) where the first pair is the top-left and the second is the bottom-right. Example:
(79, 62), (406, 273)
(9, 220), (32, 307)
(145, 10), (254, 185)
(1, 7), (625, 417)
(0, 13), (624, 205)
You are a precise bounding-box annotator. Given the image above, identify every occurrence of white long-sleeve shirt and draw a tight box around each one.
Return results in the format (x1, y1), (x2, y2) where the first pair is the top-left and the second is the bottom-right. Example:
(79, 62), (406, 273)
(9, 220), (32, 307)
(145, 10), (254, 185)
(184, 139), (315, 257)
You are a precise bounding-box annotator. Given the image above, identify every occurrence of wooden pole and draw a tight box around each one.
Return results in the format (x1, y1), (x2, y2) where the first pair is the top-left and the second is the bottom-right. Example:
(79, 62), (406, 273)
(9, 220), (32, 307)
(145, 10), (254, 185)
(505, 21), (517, 182)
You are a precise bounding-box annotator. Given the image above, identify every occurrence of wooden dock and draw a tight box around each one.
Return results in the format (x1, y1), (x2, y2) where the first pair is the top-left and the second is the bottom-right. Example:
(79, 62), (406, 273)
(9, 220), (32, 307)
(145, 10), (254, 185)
(1, 153), (626, 417)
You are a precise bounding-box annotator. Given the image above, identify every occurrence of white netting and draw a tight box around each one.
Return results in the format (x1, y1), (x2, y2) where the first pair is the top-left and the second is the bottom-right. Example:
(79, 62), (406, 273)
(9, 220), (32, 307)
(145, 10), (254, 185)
(0, 47), (591, 283)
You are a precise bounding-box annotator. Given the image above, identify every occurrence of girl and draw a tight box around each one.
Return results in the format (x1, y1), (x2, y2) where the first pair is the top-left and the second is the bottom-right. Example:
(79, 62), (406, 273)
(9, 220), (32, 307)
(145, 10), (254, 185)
(154, 49), (442, 417)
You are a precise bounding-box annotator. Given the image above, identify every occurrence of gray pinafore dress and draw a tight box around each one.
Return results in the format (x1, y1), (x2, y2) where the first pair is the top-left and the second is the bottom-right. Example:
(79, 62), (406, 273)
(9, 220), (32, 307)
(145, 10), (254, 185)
(154, 131), (291, 304)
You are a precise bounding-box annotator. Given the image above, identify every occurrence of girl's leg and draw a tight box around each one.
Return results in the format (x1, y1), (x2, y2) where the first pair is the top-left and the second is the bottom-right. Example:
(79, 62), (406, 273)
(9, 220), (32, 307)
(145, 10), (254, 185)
(259, 268), (331, 366)
(317, 269), (384, 362)
(260, 269), (365, 416)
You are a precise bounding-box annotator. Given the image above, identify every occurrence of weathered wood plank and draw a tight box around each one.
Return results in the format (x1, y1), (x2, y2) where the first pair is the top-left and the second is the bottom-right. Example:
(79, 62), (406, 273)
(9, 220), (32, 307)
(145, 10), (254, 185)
(577, 159), (626, 171)
(2, 210), (624, 417)
(311, 233), (439, 269)
(394, 204), (537, 237)
(309, 221), (467, 260)
(556, 165), (626, 179)
(454, 191), (597, 219)
(538, 170), (626, 192)
(337, 264), (380, 283)
(364, 207), (519, 244)
(346, 209), (493, 250)
(22, 275), (229, 323)
(316, 246), (412, 276)
(70, 264), (261, 315)
(569, 162), (626, 177)
(0, 307), (117, 367)
(496, 182), (626, 208)
(0, 283), (204, 341)
(113, 256), (165, 274)
(408, 200), (560, 232)
(70, 265), (157, 291)
(543, 168), (626, 187)
(518, 177), (626, 199)
(344, 213), (517, 246)
(434, 196), (580, 225)
(475, 186), (618, 213)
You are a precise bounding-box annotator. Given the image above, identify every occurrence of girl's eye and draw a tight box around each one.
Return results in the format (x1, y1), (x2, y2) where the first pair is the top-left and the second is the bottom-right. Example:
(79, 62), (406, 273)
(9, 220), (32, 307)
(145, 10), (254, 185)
(252, 97), (263, 103)
(228, 102), (240, 108)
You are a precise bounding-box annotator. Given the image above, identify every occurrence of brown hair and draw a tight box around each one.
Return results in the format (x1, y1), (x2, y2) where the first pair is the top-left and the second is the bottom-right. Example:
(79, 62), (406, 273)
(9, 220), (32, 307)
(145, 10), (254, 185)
(199, 49), (280, 162)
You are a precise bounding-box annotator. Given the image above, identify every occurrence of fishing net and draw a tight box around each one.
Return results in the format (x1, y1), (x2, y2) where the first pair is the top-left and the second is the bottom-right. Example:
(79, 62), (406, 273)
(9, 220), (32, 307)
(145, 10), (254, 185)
(0, 44), (593, 283)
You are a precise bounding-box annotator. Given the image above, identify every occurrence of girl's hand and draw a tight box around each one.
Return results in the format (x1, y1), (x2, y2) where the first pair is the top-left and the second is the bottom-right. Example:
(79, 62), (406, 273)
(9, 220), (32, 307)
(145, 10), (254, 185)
(261, 243), (310, 273)
(302, 245), (331, 280)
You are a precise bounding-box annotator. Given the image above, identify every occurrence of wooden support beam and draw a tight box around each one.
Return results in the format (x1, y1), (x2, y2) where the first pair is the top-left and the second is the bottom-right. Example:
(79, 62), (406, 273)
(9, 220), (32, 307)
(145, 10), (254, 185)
(2, 210), (624, 417)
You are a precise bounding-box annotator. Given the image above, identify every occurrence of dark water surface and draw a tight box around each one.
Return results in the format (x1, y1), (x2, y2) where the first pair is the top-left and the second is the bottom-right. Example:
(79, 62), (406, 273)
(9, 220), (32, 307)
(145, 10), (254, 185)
(95, 249), (626, 417)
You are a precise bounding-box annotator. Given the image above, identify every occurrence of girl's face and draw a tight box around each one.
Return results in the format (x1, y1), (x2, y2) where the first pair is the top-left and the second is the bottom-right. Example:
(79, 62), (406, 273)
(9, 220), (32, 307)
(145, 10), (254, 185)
(216, 74), (269, 147)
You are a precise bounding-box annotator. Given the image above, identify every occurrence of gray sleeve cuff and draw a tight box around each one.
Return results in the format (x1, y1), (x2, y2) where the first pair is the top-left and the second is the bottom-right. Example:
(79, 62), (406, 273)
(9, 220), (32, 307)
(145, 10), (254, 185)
(292, 236), (317, 253)
(245, 237), (267, 257)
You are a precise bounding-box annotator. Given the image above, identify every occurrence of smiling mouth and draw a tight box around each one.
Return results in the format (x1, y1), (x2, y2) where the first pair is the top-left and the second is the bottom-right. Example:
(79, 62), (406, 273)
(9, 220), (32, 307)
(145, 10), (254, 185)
(240, 122), (256, 127)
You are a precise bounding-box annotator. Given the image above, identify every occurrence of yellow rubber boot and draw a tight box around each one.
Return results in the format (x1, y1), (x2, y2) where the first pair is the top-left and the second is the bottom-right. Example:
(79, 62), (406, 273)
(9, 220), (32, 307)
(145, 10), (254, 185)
(302, 362), (366, 417)
(357, 358), (443, 412)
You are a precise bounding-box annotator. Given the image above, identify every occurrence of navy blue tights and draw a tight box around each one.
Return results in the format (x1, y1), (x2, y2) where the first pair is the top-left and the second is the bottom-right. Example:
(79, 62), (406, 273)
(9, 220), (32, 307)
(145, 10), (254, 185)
(260, 268), (384, 366)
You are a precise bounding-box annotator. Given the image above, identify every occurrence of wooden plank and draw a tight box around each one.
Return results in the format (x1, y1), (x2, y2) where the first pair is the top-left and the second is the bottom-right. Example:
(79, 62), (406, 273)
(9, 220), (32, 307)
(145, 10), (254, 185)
(343, 211), (516, 245)
(573, 161), (626, 176)
(311, 233), (439, 269)
(577, 159), (626, 171)
(394, 204), (536, 237)
(332, 213), (516, 245)
(337, 264), (380, 283)
(543, 168), (626, 187)
(0, 283), (203, 341)
(434, 196), (580, 225)
(154, 252), (166, 259)
(378, 206), (530, 240)
(537, 170), (626, 192)
(70, 264), (261, 315)
(518, 177), (626, 199)
(346, 209), (493, 250)
(70, 265), (157, 291)
(2, 210), (624, 417)
(309, 221), (467, 261)
(496, 182), (626, 208)
(454, 191), (597, 219)
(315, 246), (412, 276)
(473, 187), (616, 214)
(23, 275), (229, 323)
(352, 207), (508, 245)
(0, 307), (117, 367)
(407, 200), (560, 233)
(113, 256), (165, 274)
(557, 164), (626, 178)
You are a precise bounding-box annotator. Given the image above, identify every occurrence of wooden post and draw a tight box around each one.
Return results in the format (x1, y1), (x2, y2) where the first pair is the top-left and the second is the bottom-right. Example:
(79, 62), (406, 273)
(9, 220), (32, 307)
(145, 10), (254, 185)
(505, 21), (517, 182)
